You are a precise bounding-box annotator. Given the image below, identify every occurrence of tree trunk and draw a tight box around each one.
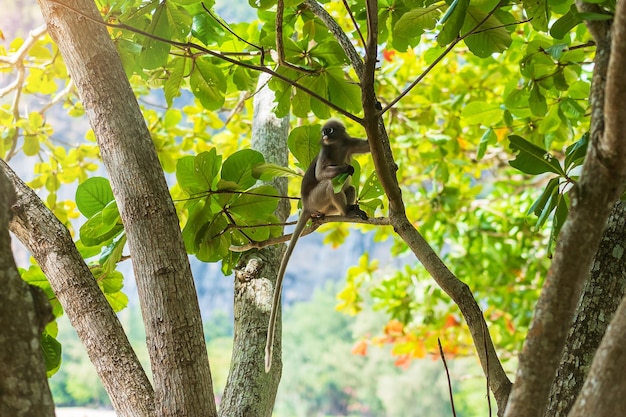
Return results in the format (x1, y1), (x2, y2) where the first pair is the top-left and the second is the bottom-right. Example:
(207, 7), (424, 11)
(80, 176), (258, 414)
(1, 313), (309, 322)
(545, 201), (626, 417)
(504, 1), (626, 415)
(0, 167), (55, 417)
(3, 159), (155, 417)
(37, 1), (217, 416)
(567, 293), (626, 416)
(219, 72), (289, 416)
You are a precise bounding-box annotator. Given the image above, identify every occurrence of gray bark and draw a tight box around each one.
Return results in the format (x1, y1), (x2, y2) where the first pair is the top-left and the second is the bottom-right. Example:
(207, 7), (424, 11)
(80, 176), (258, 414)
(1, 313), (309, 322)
(545, 201), (626, 417)
(2, 159), (155, 417)
(219, 72), (289, 416)
(0, 166), (55, 417)
(504, 1), (626, 415)
(37, 0), (216, 415)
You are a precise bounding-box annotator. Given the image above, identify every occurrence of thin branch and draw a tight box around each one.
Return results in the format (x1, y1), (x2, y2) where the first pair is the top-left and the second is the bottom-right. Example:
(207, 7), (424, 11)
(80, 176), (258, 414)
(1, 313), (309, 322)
(438, 338), (457, 417)
(229, 215), (391, 252)
(302, 0), (365, 80)
(276, 0), (318, 74)
(201, 2), (263, 58)
(341, 0), (366, 49)
(382, 4), (523, 115)
(47, 0), (363, 124)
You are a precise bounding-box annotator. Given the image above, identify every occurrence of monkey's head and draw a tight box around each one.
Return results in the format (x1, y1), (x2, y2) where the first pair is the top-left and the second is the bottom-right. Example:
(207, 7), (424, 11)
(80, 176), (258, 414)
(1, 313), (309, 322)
(321, 120), (346, 145)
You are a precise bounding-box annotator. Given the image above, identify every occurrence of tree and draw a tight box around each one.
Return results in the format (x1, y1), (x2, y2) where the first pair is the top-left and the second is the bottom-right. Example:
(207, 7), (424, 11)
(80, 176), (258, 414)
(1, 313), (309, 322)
(1, 0), (625, 416)
(0, 166), (55, 416)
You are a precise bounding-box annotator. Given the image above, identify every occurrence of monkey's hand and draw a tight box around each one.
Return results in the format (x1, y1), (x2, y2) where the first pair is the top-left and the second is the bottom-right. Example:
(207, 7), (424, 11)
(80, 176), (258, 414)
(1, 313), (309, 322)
(345, 165), (355, 176)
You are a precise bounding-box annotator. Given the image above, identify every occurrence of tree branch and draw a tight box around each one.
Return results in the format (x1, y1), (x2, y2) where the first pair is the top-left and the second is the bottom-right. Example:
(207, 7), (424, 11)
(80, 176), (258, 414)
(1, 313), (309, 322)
(504, 2), (625, 416)
(1, 158), (155, 417)
(229, 215), (391, 252)
(358, 0), (512, 413)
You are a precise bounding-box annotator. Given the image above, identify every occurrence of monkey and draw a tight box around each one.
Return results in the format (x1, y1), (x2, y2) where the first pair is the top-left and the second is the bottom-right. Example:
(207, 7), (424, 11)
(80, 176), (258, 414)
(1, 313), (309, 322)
(265, 119), (370, 372)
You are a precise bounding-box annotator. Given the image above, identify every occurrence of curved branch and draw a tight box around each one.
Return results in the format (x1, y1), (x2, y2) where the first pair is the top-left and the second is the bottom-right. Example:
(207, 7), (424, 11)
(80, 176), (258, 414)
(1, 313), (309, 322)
(1, 159), (155, 417)
(359, 0), (512, 412)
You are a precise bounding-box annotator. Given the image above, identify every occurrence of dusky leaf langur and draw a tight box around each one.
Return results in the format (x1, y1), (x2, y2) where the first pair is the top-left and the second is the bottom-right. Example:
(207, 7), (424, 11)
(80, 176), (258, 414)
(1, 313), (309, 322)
(265, 120), (370, 372)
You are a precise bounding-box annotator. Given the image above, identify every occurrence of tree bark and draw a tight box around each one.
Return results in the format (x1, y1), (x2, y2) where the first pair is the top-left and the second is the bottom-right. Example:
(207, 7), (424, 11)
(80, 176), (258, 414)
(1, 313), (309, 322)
(37, 1), (217, 416)
(504, 1), (626, 416)
(219, 72), (289, 416)
(545, 201), (626, 417)
(567, 293), (626, 416)
(0, 166), (55, 417)
(2, 159), (155, 417)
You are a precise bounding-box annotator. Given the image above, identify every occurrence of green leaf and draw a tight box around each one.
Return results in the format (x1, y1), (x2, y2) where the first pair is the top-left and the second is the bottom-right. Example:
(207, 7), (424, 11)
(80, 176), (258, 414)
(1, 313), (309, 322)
(221, 149), (265, 190)
(164, 57), (186, 107)
(76, 177), (114, 218)
(461, 101), (502, 125)
(190, 57), (226, 110)
(548, 193), (569, 256)
(529, 177), (560, 218)
(192, 12), (225, 45)
(392, 5), (441, 51)
(176, 150), (222, 195)
(462, 7), (512, 57)
(564, 133), (588, 171)
(529, 84), (547, 117)
(79, 212), (124, 247)
(100, 233), (127, 274)
(41, 331), (62, 376)
(229, 185), (279, 218)
(523, 0), (549, 31)
(550, 9), (581, 39)
(477, 128), (497, 160)
(326, 68), (362, 114)
(508, 135), (565, 176)
(138, 2), (171, 70)
(359, 171), (385, 201)
(438, 0), (470, 46)
(332, 172), (351, 193)
(288, 124), (321, 169)
(252, 163), (301, 181)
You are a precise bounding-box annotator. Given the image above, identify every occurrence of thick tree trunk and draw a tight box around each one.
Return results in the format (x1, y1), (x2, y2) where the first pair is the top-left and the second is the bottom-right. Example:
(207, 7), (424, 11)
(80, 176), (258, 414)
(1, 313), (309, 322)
(503, 1), (626, 416)
(0, 167), (55, 417)
(567, 293), (626, 416)
(545, 201), (626, 417)
(36, 1), (217, 416)
(219, 72), (289, 416)
(3, 159), (155, 417)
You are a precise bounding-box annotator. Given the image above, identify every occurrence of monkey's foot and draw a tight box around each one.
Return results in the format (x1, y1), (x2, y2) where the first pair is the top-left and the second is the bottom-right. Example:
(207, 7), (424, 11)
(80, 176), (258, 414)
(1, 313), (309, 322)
(347, 205), (368, 220)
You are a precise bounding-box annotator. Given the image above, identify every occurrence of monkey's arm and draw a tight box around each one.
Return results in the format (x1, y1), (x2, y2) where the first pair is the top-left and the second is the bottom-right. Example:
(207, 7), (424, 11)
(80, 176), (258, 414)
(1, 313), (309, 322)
(315, 161), (355, 181)
(347, 138), (370, 155)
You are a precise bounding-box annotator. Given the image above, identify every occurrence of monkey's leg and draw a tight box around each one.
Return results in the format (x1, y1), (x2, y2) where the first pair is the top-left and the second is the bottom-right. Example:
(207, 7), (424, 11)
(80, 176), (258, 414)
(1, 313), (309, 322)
(344, 185), (368, 220)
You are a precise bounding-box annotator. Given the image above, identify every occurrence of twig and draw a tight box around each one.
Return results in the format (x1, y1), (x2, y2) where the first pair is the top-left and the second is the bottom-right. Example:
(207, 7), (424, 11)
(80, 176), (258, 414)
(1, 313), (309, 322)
(46, 0), (363, 124)
(341, 0), (366, 49)
(438, 338), (457, 417)
(302, 0), (365, 80)
(229, 215), (391, 252)
(276, 0), (317, 74)
(381, 3), (524, 114)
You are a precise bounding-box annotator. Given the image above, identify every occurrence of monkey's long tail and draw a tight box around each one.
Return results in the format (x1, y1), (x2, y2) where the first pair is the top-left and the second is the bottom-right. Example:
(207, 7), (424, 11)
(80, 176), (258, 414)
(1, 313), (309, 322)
(265, 213), (310, 373)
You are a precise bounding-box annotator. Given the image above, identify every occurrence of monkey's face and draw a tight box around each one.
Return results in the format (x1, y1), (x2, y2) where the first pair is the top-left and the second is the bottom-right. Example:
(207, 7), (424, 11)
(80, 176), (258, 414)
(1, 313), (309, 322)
(321, 120), (346, 145)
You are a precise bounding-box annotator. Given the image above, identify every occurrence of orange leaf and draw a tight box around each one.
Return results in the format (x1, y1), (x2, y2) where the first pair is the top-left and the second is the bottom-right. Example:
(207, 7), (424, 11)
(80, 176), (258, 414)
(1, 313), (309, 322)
(384, 319), (404, 336)
(443, 314), (459, 329)
(351, 340), (368, 356)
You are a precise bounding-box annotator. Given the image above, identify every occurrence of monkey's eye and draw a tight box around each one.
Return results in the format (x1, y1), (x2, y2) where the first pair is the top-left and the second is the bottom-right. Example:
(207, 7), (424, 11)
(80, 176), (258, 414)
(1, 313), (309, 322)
(323, 128), (334, 136)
